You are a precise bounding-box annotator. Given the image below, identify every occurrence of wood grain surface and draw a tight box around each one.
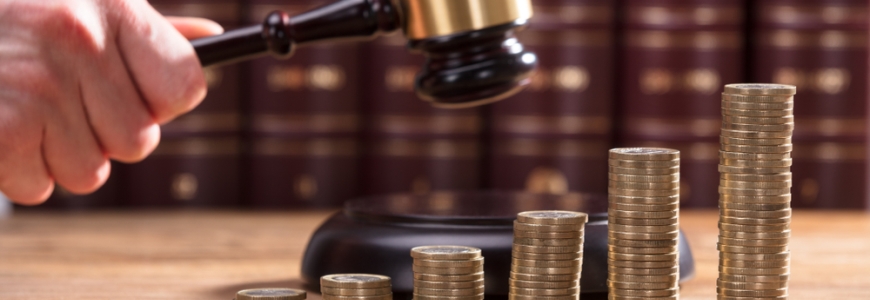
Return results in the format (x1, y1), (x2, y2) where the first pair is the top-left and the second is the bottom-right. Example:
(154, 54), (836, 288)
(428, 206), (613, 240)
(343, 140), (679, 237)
(1, 210), (869, 299)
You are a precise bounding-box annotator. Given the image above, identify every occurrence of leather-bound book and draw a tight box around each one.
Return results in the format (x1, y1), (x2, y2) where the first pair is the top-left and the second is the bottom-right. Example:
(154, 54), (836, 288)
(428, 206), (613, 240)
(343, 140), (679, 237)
(618, 0), (746, 207)
(487, 0), (615, 195)
(125, 0), (243, 207)
(246, 0), (361, 208)
(362, 33), (482, 195)
(752, 0), (868, 208)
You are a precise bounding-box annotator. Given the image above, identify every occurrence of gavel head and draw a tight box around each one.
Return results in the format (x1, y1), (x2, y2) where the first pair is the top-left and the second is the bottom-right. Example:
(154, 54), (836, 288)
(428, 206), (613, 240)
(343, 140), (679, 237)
(400, 0), (537, 108)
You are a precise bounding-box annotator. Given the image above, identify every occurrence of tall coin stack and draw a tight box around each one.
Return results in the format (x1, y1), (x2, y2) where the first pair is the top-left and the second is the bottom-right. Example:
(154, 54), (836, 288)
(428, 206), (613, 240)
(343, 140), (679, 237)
(509, 211), (588, 300)
(321, 274), (393, 300)
(607, 147), (681, 300)
(411, 245), (485, 300)
(717, 83), (795, 299)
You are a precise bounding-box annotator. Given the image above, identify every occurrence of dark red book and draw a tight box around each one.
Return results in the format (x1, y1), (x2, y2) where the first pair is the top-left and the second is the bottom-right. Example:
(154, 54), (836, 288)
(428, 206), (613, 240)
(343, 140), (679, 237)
(486, 0), (615, 195)
(617, 0), (746, 208)
(752, 0), (868, 208)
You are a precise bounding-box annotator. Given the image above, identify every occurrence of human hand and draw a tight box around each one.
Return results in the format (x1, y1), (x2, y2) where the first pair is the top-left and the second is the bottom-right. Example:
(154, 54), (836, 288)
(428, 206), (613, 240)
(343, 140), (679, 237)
(0, 0), (223, 204)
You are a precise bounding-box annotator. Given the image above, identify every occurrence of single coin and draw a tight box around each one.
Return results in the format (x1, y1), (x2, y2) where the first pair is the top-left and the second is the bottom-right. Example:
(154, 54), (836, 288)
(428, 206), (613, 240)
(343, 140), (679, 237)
(608, 245), (677, 255)
(718, 223), (790, 233)
(608, 223), (679, 233)
(719, 201), (791, 211)
(608, 266), (679, 276)
(719, 266), (790, 276)
(609, 180), (680, 190)
(721, 208), (791, 218)
(608, 173), (680, 182)
(721, 259), (790, 268)
(716, 296), (787, 300)
(608, 230), (680, 241)
(608, 252), (678, 262)
(507, 294), (578, 300)
(517, 211), (589, 225)
(511, 258), (581, 268)
(414, 287), (484, 297)
(718, 165), (792, 175)
(413, 294), (483, 300)
(722, 107), (793, 117)
(719, 236), (789, 247)
(720, 136), (792, 146)
(717, 287), (788, 297)
(411, 246), (481, 260)
(513, 230), (582, 239)
(608, 159), (680, 169)
(413, 272), (484, 282)
(721, 100), (794, 110)
(509, 279), (578, 289)
(719, 230), (791, 240)
(608, 208), (679, 219)
(608, 195), (680, 205)
(512, 244), (583, 254)
(720, 216), (790, 225)
(321, 295), (392, 300)
(718, 273), (789, 283)
(609, 165), (680, 175)
(722, 115), (794, 125)
(608, 216), (679, 226)
(237, 288), (306, 300)
(609, 202), (680, 212)
(719, 151), (791, 161)
(509, 271), (580, 282)
(608, 237), (678, 248)
(607, 273), (678, 283)
(720, 193), (791, 203)
(720, 144), (793, 154)
(606, 295), (678, 300)
(719, 251), (789, 261)
(321, 274), (391, 289)
(719, 158), (793, 168)
(607, 280), (676, 290)
(609, 259), (677, 269)
(720, 122), (794, 132)
(513, 238), (583, 247)
(511, 250), (581, 261)
(320, 287), (392, 296)
(509, 286), (579, 296)
(609, 188), (680, 198)
(414, 279), (484, 289)
(717, 279), (788, 290)
(719, 187), (791, 196)
(609, 147), (680, 161)
(717, 243), (789, 254)
(412, 264), (482, 275)
(414, 257), (484, 268)
(720, 128), (793, 139)
(514, 221), (585, 232)
(610, 287), (678, 297)
(723, 84), (796, 96)
(719, 179), (791, 189)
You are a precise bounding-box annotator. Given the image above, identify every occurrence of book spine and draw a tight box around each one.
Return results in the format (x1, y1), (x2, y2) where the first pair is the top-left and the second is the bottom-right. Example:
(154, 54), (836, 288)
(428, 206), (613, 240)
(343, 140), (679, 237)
(362, 33), (482, 195)
(486, 0), (615, 195)
(618, 0), (746, 208)
(125, 0), (244, 207)
(246, 0), (361, 209)
(752, 0), (868, 208)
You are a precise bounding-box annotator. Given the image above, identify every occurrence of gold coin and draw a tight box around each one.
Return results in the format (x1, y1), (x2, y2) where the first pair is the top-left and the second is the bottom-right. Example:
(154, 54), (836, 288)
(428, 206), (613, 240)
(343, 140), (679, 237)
(609, 202), (680, 212)
(513, 230), (582, 239)
(609, 147), (680, 161)
(717, 279), (788, 290)
(514, 221), (584, 232)
(717, 243), (789, 254)
(608, 266), (678, 276)
(511, 250), (581, 261)
(719, 230), (791, 240)
(413, 272), (484, 282)
(719, 179), (791, 189)
(509, 279), (578, 289)
(237, 288), (306, 300)
(608, 216), (678, 226)
(608, 237), (677, 248)
(716, 295), (787, 300)
(721, 100), (794, 110)
(720, 128), (793, 139)
(719, 236), (789, 247)
(719, 201), (791, 211)
(607, 280), (676, 290)
(719, 151), (791, 161)
(414, 279), (484, 289)
(608, 245), (677, 255)
(609, 187), (680, 197)
(720, 136), (792, 146)
(608, 208), (679, 219)
(722, 115), (794, 125)
(608, 230), (679, 240)
(607, 295), (678, 300)
(608, 252), (678, 262)
(512, 244), (583, 254)
(610, 287), (678, 297)
(412, 265), (482, 275)
(717, 287), (788, 297)
(322, 295), (392, 300)
(609, 159), (680, 168)
(609, 259), (677, 269)
(719, 158), (793, 168)
(516, 211), (588, 225)
(411, 246), (481, 260)
(719, 187), (791, 196)
(721, 208), (791, 218)
(719, 251), (789, 261)
(507, 294), (578, 300)
(718, 165), (791, 175)
(719, 266), (790, 276)
(414, 257), (484, 268)
(608, 223), (679, 233)
(414, 287), (484, 296)
(513, 237), (583, 247)
(723, 83), (796, 96)
(722, 107), (793, 117)
(718, 223), (789, 233)
(508, 286), (578, 296)
(720, 122), (794, 132)
(321, 287), (392, 296)
(609, 165), (680, 175)
(321, 274), (392, 289)
(608, 173), (680, 182)
(413, 294), (483, 300)
(609, 180), (680, 190)
(721, 259), (789, 268)
(509, 271), (580, 282)
(720, 193), (791, 202)
(720, 144), (793, 154)
(718, 273), (789, 283)
(607, 273), (678, 283)
(720, 216), (790, 226)
(511, 258), (581, 268)
(608, 195), (680, 205)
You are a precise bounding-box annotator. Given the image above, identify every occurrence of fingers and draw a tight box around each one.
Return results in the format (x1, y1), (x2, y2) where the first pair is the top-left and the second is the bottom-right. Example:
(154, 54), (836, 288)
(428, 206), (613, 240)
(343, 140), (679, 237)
(166, 16), (224, 39)
(0, 106), (53, 205)
(111, 0), (208, 124)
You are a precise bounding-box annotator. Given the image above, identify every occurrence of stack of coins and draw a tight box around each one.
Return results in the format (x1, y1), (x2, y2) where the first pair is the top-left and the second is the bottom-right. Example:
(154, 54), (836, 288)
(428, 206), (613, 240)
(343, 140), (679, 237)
(236, 288), (306, 300)
(607, 147), (681, 300)
(509, 211), (588, 300)
(411, 245), (485, 300)
(717, 83), (795, 299)
(321, 274), (393, 300)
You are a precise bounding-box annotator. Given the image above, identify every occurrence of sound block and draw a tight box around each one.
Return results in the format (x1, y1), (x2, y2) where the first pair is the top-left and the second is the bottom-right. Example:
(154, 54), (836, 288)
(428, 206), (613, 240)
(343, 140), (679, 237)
(301, 191), (695, 296)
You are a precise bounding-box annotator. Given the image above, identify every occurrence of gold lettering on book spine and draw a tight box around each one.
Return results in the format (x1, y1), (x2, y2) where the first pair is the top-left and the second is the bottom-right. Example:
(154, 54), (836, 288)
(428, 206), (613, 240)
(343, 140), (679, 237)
(294, 175), (319, 200)
(773, 68), (850, 95)
(268, 65), (346, 91)
(640, 68), (721, 95)
(385, 66), (419, 92)
(799, 179), (819, 205)
(524, 167), (569, 194)
(171, 173), (198, 201)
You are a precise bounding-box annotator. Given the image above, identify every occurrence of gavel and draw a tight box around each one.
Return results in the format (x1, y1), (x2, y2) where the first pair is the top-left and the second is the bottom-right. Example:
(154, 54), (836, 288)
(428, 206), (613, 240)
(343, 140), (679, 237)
(190, 0), (537, 108)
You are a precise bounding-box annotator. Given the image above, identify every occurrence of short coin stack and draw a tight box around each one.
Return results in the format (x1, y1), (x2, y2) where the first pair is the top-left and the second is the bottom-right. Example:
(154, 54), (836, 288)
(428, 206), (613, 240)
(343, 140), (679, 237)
(411, 245), (485, 300)
(321, 274), (393, 300)
(235, 288), (306, 300)
(717, 83), (795, 299)
(509, 211), (588, 300)
(607, 147), (681, 300)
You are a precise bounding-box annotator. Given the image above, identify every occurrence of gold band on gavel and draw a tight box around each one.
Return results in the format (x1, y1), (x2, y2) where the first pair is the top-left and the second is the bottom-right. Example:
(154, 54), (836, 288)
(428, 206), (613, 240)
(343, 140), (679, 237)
(400, 0), (534, 40)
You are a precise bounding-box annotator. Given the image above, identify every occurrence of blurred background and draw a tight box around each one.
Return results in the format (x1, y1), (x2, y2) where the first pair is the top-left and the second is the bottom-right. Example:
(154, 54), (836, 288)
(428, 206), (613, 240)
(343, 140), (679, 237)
(11, 0), (868, 212)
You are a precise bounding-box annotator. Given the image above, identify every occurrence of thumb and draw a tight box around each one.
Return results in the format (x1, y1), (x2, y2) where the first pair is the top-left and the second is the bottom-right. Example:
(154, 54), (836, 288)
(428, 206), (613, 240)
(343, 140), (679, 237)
(165, 16), (224, 40)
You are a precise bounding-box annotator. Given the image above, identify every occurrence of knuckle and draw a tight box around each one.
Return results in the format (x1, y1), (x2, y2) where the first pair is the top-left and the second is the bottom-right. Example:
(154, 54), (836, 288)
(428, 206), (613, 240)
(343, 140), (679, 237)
(112, 122), (160, 163)
(62, 158), (109, 194)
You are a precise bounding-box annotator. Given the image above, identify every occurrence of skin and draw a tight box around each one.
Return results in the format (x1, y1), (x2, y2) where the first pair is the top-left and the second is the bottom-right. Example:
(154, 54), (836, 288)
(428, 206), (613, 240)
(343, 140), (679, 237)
(0, 0), (223, 205)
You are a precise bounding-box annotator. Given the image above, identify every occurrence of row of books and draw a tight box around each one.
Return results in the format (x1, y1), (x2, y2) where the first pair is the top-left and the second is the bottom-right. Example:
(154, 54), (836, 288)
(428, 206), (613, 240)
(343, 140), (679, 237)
(30, 0), (869, 210)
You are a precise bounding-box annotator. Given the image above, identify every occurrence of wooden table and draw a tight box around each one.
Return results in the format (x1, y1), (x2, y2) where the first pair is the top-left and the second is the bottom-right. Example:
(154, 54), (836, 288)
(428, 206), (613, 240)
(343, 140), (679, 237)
(1, 210), (869, 299)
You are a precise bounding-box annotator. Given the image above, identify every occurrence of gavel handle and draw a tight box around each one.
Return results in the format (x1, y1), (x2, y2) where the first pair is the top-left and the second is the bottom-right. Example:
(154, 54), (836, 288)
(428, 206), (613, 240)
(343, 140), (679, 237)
(189, 0), (401, 67)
